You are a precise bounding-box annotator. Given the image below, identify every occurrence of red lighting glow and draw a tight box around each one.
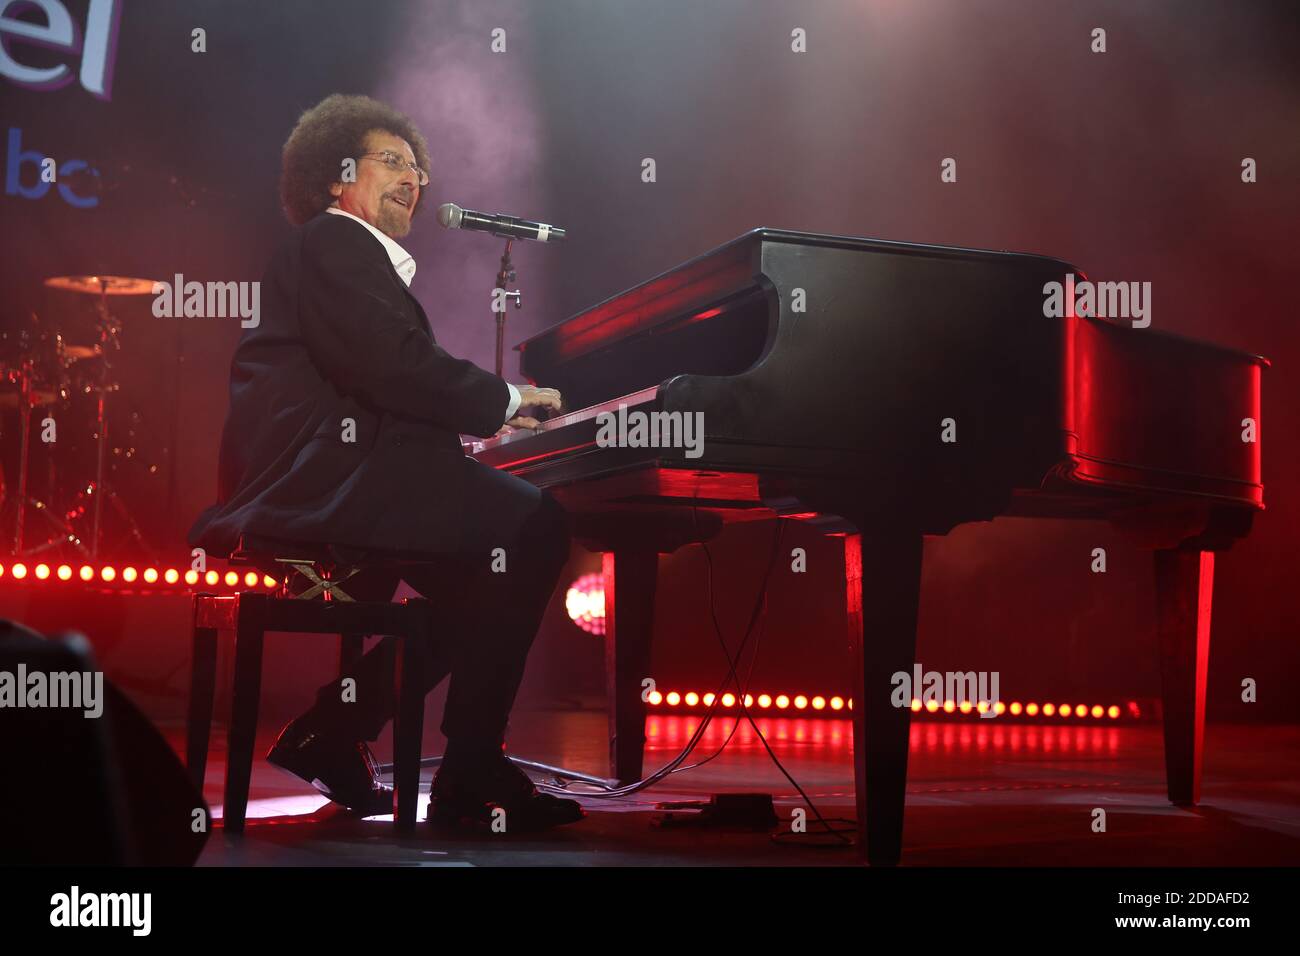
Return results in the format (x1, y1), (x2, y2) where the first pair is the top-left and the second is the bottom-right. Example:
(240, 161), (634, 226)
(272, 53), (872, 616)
(564, 572), (606, 635)
(35, 564), (51, 580)
(12, 564), (28, 579)
(57, 565), (72, 581)
(100, 566), (115, 582)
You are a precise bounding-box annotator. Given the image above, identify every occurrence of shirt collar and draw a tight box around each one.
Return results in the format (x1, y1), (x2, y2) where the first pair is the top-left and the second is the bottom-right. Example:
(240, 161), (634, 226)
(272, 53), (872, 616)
(325, 206), (417, 287)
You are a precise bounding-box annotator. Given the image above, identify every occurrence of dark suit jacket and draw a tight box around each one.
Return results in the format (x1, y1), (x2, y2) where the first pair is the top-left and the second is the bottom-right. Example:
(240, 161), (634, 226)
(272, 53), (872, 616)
(187, 210), (511, 556)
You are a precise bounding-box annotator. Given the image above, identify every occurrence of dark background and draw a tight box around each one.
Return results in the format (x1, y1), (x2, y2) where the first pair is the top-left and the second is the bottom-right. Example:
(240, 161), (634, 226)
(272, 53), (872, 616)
(1, 1), (1296, 731)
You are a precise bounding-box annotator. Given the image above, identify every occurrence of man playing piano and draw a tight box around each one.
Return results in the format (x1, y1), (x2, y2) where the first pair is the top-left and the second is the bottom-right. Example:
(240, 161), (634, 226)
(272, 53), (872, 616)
(187, 93), (584, 831)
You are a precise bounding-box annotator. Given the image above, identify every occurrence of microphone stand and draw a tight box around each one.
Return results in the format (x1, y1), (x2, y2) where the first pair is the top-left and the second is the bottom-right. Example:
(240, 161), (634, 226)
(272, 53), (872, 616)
(491, 238), (522, 378)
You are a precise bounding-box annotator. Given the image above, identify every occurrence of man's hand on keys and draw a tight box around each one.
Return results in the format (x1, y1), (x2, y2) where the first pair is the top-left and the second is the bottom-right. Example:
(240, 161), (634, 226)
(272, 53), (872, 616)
(500, 385), (563, 432)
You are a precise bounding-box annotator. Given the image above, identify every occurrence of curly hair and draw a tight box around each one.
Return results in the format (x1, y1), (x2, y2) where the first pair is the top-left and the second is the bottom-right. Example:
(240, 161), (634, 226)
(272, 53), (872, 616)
(280, 93), (432, 225)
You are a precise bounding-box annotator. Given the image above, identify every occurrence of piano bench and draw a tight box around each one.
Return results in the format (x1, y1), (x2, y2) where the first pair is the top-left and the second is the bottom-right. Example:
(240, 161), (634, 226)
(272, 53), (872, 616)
(186, 538), (437, 834)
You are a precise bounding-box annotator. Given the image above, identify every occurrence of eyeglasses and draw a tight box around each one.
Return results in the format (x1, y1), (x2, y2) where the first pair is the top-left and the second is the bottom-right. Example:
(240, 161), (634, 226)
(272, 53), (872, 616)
(359, 150), (429, 186)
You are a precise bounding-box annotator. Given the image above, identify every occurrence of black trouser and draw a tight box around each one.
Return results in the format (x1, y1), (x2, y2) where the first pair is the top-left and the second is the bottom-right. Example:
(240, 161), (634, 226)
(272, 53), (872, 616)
(299, 467), (571, 753)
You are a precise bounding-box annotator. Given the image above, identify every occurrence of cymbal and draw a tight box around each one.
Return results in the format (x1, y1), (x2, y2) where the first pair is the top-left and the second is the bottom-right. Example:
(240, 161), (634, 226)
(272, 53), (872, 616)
(44, 275), (160, 296)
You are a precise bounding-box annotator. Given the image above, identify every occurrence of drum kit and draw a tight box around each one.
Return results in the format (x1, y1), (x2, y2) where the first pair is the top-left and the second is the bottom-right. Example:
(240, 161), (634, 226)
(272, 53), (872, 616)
(1, 274), (162, 562)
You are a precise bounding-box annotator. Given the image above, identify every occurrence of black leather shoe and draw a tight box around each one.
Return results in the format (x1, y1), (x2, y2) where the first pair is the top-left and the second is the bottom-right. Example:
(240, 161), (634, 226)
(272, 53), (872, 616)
(428, 752), (585, 832)
(266, 716), (394, 818)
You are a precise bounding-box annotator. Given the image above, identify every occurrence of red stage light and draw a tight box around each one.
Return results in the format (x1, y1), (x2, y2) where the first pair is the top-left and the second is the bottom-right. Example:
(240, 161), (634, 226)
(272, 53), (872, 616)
(757, 694), (772, 708)
(12, 563), (28, 579)
(263, 575), (277, 588)
(647, 690), (663, 705)
(703, 693), (716, 706)
(143, 568), (158, 583)
(1026, 702), (1039, 716)
(958, 700), (973, 714)
(925, 699), (940, 713)
(1043, 703), (1056, 716)
(564, 572), (606, 636)
(122, 567), (138, 583)
(744, 694), (754, 708)
(793, 695), (808, 710)
(244, 571), (259, 587)
(665, 691), (681, 706)
(57, 565), (72, 581)
(79, 565), (94, 581)
(1108, 705), (1121, 719)
(203, 571), (218, 585)
(1009, 701), (1022, 715)
(100, 566), (115, 582)
(830, 696), (845, 711)
(942, 699), (956, 713)
(685, 692), (700, 706)
(1091, 705), (1104, 719)
(165, 568), (179, 584)
(224, 571), (238, 586)
(994, 701), (1006, 715)
(185, 570), (200, 585)
(1059, 704), (1072, 717)
(775, 695), (790, 709)
(35, 564), (51, 580)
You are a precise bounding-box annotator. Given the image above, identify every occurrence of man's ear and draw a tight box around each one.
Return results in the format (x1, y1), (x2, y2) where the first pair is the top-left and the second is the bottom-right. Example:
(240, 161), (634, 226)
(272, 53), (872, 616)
(329, 181), (343, 198)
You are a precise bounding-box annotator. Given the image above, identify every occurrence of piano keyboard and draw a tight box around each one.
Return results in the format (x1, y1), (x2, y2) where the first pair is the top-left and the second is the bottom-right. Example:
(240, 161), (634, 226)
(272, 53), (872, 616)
(463, 385), (660, 455)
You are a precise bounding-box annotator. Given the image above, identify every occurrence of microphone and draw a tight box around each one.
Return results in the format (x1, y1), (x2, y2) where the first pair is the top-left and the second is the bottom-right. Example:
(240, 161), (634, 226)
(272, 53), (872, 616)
(436, 202), (566, 242)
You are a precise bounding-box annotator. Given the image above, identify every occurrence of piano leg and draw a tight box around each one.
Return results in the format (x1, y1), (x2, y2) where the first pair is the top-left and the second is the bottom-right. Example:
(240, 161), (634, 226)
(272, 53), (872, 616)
(603, 549), (658, 785)
(1154, 548), (1214, 806)
(845, 530), (924, 866)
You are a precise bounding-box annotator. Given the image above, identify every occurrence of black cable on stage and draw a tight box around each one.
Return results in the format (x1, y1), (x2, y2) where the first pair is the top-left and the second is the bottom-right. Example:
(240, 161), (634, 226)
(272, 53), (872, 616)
(539, 486), (856, 847)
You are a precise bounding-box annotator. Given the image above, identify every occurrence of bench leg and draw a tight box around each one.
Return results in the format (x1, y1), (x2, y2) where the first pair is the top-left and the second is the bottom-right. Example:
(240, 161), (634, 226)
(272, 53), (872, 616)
(393, 605), (429, 831)
(223, 596), (266, 833)
(186, 613), (219, 797)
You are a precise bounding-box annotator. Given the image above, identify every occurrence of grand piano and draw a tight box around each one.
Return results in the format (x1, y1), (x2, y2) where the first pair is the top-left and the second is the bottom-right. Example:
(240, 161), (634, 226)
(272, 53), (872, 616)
(464, 228), (1266, 865)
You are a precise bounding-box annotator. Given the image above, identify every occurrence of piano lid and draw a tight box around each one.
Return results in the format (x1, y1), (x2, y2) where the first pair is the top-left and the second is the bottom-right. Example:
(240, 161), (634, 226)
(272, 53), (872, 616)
(516, 227), (1088, 370)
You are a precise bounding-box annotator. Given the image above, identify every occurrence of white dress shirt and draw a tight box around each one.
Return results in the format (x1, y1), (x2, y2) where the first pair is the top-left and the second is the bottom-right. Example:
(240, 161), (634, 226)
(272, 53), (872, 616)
(325, 205), (522, 423)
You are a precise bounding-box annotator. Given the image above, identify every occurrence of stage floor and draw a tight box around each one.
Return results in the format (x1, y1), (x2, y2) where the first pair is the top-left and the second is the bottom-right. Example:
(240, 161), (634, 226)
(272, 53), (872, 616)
(183, 715), (1300, 867)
